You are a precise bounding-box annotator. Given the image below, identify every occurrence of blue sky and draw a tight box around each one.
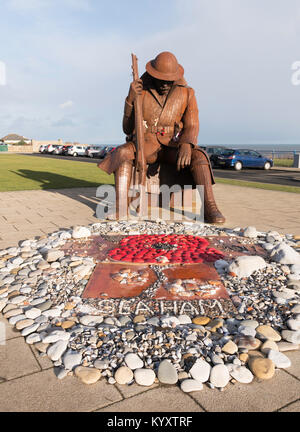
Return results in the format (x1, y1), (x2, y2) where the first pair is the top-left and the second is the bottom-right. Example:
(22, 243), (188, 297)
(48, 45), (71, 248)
(0, 0), (300, 145)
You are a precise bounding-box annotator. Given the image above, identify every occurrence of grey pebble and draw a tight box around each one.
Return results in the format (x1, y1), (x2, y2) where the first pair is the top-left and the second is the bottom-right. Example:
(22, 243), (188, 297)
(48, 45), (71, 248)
(157, 360), (178, 385)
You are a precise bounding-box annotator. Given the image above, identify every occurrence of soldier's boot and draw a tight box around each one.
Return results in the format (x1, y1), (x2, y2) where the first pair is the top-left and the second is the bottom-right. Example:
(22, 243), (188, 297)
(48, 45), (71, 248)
(191, 160), (225, 224)
(114, 161), (132, 220)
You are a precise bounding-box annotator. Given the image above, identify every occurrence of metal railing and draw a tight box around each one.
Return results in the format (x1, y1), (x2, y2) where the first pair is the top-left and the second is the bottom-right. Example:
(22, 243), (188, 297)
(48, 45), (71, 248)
(259, 150), (297, 160)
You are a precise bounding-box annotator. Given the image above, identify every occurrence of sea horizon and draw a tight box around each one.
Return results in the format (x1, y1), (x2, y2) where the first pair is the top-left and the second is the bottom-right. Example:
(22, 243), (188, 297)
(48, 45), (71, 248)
(90, 142), (300, 153)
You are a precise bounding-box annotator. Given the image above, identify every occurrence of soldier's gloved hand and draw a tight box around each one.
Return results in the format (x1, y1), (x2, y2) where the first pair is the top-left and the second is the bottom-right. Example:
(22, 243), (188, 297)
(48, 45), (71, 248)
(127, 79), (143, 104)
(177, 143), (192, 171)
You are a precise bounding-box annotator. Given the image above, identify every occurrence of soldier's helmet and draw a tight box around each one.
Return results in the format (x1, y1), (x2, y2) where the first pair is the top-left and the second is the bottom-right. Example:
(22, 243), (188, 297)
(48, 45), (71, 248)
(146, 52), (184, 81)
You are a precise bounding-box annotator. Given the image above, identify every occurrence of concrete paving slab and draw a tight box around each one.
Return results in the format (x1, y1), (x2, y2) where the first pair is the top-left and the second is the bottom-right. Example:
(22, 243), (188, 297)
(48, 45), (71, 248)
(0, 369), (123, 412)
(97, 386), (204, 412)
(0, 316), (22, 340)
(30, 344), (54, 371)
(283, 351), (300, 381)
(0, 184), (300, 412)
(190, 370), (300, 412)
(214, 185), (300, 235)
(279, 400), (300, 412)
(116, 382), (158, 399)
(0, 337), (41, 380)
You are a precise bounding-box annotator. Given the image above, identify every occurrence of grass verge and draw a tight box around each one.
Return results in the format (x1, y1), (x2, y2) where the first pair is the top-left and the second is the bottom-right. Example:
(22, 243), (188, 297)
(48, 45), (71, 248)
(273, 158), (294, 167)
(0, 154), (298, 194)
(215, 177), (300, 194)
(0, 154), (114, 192)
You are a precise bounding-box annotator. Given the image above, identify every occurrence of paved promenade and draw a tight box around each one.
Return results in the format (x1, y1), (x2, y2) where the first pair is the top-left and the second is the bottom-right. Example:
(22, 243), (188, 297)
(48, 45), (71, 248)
(0, 183), (299, 412)
(0, 183), (299, 250)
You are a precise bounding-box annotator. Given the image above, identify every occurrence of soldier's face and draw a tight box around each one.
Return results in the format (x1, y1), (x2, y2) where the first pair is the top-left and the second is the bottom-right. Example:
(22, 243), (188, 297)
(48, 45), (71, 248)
(153, 79), (174, 95)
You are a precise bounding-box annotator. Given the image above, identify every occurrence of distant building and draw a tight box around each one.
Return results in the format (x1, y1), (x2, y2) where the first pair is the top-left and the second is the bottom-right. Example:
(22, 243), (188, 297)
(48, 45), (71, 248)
(0, 134), (31, 144)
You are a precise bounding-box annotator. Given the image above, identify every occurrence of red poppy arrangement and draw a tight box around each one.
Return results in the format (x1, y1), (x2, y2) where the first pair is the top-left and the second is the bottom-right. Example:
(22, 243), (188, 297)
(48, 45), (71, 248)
(108, 234), (224, 264)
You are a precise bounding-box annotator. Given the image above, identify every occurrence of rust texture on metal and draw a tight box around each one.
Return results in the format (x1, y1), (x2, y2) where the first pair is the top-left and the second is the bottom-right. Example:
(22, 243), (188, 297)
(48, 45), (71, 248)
(82, 261), (228, 302)
(60, 235), (116, 261)
(82, 263), (157, 299)
(60, 234), (267, 265)
(205, 236), (269, 260)
(157, 264), (229, 301)
(97, 51), (225, 224)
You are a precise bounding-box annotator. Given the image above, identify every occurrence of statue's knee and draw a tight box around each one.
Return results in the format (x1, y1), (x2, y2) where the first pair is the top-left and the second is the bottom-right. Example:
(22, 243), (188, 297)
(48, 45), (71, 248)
(117, 144), (135, 162)
(191, 149), (209, 165)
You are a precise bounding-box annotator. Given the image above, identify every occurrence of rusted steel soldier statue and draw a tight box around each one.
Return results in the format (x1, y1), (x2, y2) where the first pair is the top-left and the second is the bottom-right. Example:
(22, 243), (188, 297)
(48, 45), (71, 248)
(98, 51), (225, 224)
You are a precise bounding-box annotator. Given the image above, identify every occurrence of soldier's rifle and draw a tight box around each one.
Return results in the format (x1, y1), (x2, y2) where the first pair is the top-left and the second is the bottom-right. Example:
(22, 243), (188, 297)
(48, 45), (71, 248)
(131, 53), (147, 216)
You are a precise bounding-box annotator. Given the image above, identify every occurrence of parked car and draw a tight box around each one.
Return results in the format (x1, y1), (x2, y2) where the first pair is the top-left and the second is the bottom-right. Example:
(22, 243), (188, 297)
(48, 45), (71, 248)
(212, 149), (273, 171)
(39, 145), (47, 153)
(97, 146), (117, 159)
(85, 145), (104, 158)
(200, 146), (228, 167)
(45, 144), (58, 154)
(61, 144), (73, 155)
(53, 145), (64, 155)
(107, 146), (116, 154)
(67, 145), (86, 157)
(97, 146), (110, 159)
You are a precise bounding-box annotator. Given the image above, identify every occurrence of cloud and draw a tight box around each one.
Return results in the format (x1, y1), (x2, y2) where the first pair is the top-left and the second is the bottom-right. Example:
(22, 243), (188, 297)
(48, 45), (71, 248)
(51, 117), (76, 128)
(1, 0), (300, 144)
(59, 100), (74, 109)
(0, 61), (6, 86)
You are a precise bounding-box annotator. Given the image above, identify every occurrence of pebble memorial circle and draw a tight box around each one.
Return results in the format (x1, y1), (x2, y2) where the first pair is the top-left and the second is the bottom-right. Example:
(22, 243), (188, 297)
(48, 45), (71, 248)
(1, 220), (300, 391)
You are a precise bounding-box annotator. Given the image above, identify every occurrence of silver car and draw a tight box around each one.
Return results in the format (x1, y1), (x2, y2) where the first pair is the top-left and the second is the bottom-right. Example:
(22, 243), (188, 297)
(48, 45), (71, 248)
(53, 145), (64, 155)
(39, 145), (47, 153)
(67, 145), (86, 157)
(85, 145), (103, 158)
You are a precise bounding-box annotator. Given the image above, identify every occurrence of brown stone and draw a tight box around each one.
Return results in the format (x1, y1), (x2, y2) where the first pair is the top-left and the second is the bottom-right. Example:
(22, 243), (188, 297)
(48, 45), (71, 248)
(34, 342), (49, 353)
(178, 371), (189, 380)
(133, 315), (146, 324)
(10, 268), (20, 275)
(114, 366), (134, 385)
(256, 325), (281, 342)
(64, 302), (76, 310)
(260, 340), (279, 354)
(61, 320), (76, 330)
(15, 319), (34, 330)
(183, 353), (194, 360)
(166, 332), (175, 338)
(75, 366), (101, 384)
(69, 260), (83, 267)
(3, 255), (14, 260)
(247, 350), (265, 358)
(192, 316), (210, 326)
(248, 357), (275, 380)
(8, 291), (20, 299)
(222, 340), (238, 354)
(4, 308), (23, 319)
(239, 353), (248, 363)
(206, 318), (224, 332)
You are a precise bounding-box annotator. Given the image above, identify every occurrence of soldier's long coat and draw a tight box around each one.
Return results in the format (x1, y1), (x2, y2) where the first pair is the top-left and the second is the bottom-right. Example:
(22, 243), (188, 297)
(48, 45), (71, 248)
(98, 72), (214, 184)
